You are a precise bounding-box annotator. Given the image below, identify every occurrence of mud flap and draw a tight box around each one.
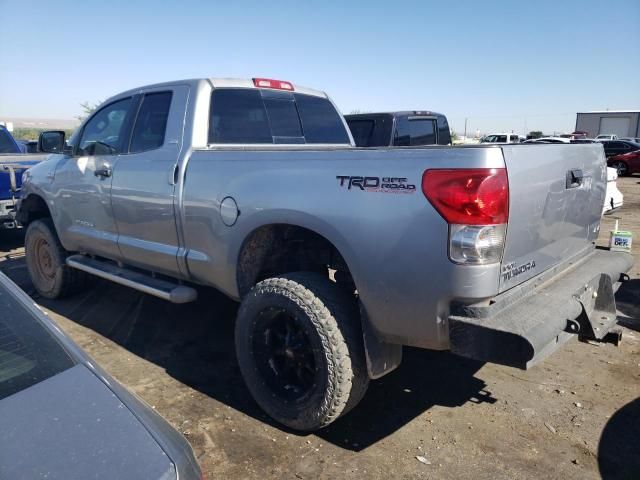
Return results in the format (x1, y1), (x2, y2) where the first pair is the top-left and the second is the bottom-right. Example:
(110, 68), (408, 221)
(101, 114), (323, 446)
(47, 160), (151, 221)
(360, 305), (402, 379)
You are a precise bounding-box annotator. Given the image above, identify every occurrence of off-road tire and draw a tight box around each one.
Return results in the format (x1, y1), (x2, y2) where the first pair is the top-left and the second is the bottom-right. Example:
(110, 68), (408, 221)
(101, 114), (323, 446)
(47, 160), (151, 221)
(235, 272), (369, 431)
(25, 218), (88, 299)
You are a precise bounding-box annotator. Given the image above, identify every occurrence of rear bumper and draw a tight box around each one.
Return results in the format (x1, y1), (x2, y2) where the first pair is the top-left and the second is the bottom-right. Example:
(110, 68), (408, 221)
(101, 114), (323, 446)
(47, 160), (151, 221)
(449, 247), (633, 369)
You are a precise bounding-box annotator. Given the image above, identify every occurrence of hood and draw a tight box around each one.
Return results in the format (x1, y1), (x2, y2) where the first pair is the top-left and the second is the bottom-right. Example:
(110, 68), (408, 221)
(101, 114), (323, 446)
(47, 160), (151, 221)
(0, 365), (176, 480)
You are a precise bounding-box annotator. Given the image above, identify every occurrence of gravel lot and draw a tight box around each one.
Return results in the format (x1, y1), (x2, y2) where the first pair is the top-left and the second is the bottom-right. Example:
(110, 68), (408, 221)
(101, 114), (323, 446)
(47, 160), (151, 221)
(1, 176), (638, 480)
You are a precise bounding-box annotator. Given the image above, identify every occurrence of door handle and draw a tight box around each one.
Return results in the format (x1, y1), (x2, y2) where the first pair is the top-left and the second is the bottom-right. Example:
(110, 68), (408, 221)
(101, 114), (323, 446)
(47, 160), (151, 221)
(94, 165), (112, 178)
(566, 169), (583, 189)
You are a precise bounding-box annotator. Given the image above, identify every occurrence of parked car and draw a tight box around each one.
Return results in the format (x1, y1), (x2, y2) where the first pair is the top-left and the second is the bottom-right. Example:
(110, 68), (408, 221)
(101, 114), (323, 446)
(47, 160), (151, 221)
(0, 271), (201, 479)
(0, 127), (45, 229)
(599, 140), (640, 158)
(603, 167), (624, 214)
(607, 149), (640, 176)
(523, 136), (570, 144)
(345, 111), (451, 147)
(619, 137), (640, 143)
(19, 77), (633, 431)
(480, 133), (523, 143)
(595, 134), (618, 140)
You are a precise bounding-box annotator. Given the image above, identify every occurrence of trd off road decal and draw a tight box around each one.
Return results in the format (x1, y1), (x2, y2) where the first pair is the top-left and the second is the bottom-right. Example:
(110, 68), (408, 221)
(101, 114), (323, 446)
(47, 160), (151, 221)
(336, 176), (416, 194)
(501, 260), (536, 281)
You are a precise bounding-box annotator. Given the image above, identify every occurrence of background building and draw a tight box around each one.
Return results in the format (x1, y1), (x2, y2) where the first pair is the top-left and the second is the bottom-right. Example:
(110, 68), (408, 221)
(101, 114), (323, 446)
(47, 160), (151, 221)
(576, 111), (640, 138)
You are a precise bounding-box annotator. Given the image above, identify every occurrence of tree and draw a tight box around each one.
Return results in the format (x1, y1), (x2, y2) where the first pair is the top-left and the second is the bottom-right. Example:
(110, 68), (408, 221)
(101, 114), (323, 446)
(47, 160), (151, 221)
(528, 130), (543, 139)
(76, 101), (101, 123)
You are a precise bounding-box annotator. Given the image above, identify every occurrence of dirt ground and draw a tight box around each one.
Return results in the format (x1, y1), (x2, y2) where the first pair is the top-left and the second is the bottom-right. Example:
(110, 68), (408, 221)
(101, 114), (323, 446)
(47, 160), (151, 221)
(1, 177), (639, 480)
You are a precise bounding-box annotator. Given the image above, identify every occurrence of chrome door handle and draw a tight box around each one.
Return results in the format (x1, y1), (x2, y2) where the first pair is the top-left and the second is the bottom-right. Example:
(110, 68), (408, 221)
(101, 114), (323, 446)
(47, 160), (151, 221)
(94, 166), (112, 178)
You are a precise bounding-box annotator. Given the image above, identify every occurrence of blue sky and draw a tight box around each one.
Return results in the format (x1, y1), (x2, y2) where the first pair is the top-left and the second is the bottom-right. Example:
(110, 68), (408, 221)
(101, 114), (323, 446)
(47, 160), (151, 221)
(1, 0), (639, 134)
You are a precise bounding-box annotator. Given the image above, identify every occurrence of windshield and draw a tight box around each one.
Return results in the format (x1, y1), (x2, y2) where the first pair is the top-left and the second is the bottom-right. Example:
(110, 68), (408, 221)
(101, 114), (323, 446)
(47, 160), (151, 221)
(0, 129), (20, 154)
(0, 279), (75, 401)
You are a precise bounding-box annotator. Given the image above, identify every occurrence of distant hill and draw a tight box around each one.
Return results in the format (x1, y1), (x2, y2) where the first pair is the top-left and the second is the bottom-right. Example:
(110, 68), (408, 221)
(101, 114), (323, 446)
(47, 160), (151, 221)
(0, 117), (80, 130)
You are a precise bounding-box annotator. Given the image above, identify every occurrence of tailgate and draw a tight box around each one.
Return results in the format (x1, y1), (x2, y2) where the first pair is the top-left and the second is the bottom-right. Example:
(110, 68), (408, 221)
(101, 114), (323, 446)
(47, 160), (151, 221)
(499, 144), (606, 292)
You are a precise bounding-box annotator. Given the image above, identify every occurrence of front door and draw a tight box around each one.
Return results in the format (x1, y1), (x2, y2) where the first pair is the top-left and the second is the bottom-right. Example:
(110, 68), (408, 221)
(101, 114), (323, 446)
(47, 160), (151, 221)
(52, 96), (136, 259)
(110, 85), (189, 277)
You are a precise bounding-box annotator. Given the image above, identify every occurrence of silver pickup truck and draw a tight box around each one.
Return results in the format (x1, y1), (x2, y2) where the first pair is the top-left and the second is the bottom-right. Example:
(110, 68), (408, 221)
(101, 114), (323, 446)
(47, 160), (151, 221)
(18, 78), (633, 431)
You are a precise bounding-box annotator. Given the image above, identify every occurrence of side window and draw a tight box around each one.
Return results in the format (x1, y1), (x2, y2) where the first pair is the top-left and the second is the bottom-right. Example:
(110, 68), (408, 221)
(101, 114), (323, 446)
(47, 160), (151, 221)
(394, 118), (437, 146)
(438, 117), (452, 145)
(209, 89), (271, 144)
(129, 92), (172, 153)
(78, 98), (133, 156)
(510, 135), (519, 142)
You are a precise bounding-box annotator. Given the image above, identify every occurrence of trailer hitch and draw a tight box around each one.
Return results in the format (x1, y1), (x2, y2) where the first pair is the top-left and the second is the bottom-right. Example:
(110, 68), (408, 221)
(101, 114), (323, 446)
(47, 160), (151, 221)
(566, 273), (623, 345)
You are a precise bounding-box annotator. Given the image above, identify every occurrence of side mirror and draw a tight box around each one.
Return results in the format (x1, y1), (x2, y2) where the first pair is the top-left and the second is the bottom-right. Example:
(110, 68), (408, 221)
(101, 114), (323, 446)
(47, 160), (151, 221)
(38, 131), (66, 153)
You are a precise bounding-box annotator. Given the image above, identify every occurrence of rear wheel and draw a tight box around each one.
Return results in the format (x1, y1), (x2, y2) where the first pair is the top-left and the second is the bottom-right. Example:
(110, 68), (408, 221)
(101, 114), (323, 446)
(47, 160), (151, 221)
(611, 161), (629, 176)
(235, 272), (368, 431)
(25, 218), (88, 299)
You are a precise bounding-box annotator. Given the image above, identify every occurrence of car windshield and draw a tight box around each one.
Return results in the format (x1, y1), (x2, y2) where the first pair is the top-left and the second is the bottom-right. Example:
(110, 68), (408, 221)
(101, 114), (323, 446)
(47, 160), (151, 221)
(0, 129), (20, 154)
(0, 278), (75, 401)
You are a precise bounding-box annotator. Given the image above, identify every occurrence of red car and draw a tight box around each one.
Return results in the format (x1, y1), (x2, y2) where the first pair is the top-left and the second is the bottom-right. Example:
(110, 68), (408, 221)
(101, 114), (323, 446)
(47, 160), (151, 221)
(608, 150), (640, 176)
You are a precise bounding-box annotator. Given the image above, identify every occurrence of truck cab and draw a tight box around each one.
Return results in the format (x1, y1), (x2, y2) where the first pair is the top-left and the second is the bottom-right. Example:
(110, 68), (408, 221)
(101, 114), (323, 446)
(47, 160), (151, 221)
(345, 111), (451, 147)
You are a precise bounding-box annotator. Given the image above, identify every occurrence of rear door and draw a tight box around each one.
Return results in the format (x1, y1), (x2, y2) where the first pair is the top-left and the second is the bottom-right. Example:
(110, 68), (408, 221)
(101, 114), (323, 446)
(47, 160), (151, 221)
(499, 144), (606, 292)
(110, 86), (189, 277)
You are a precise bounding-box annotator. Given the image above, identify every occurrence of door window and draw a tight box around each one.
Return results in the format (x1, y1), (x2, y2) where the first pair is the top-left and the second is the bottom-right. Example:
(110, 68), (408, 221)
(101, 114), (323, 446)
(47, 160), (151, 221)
(129, 92), (173, 153)
(78, 98), (133, 156)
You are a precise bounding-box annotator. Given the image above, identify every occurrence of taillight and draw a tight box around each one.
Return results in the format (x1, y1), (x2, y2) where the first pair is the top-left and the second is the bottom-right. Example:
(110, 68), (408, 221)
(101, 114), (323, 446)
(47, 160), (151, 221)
(422, 168), (509, 265)
(252, 78), (294, 91)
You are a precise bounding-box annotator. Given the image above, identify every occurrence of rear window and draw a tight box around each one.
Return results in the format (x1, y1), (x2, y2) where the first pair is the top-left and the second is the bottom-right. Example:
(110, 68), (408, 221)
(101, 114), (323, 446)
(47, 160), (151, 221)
(0, 129), (19, 154)
(0, 285), (75, 401)
(394, 118), (437, 146)
(209, 88), (350, 144)
(346, 119), (375, 147)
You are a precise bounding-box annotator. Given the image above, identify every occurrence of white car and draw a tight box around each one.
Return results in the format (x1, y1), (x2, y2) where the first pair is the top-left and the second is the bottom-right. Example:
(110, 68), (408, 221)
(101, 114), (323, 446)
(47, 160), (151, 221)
(603, 167), (624, 215)
(596, 134), (618, 141)
(524, 136), (571, 144)
(480, 133), (522, 144)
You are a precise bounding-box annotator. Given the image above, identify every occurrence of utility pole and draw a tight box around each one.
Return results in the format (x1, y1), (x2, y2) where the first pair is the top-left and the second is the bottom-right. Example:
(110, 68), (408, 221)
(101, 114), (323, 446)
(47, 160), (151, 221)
(464, 117), (468, 140)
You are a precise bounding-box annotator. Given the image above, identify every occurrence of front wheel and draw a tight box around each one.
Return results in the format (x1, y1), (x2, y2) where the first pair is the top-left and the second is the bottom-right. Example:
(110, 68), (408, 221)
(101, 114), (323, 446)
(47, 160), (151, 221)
(611, 161), (629, 177)
(235, 272), (369, 431)
(25, 218), (88, 299)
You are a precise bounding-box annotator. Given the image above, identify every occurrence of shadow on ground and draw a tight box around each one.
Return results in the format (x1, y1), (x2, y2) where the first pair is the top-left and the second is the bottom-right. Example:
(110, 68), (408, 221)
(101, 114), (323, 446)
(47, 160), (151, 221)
(0, 243), (495, 450)
(615, 279), (640, 331)
(598, 398), (640, 480)
(1, 234), (638, 453)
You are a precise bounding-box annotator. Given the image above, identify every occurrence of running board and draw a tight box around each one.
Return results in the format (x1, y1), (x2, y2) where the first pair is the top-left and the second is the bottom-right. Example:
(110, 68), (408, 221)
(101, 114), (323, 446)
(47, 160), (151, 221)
(66, 255), (197, 303)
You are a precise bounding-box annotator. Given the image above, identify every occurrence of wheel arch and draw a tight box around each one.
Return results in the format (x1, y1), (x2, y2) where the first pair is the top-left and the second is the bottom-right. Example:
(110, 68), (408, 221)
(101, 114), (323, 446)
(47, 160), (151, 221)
(235, 221), (359, 298)
(17, 193), (52, 226)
